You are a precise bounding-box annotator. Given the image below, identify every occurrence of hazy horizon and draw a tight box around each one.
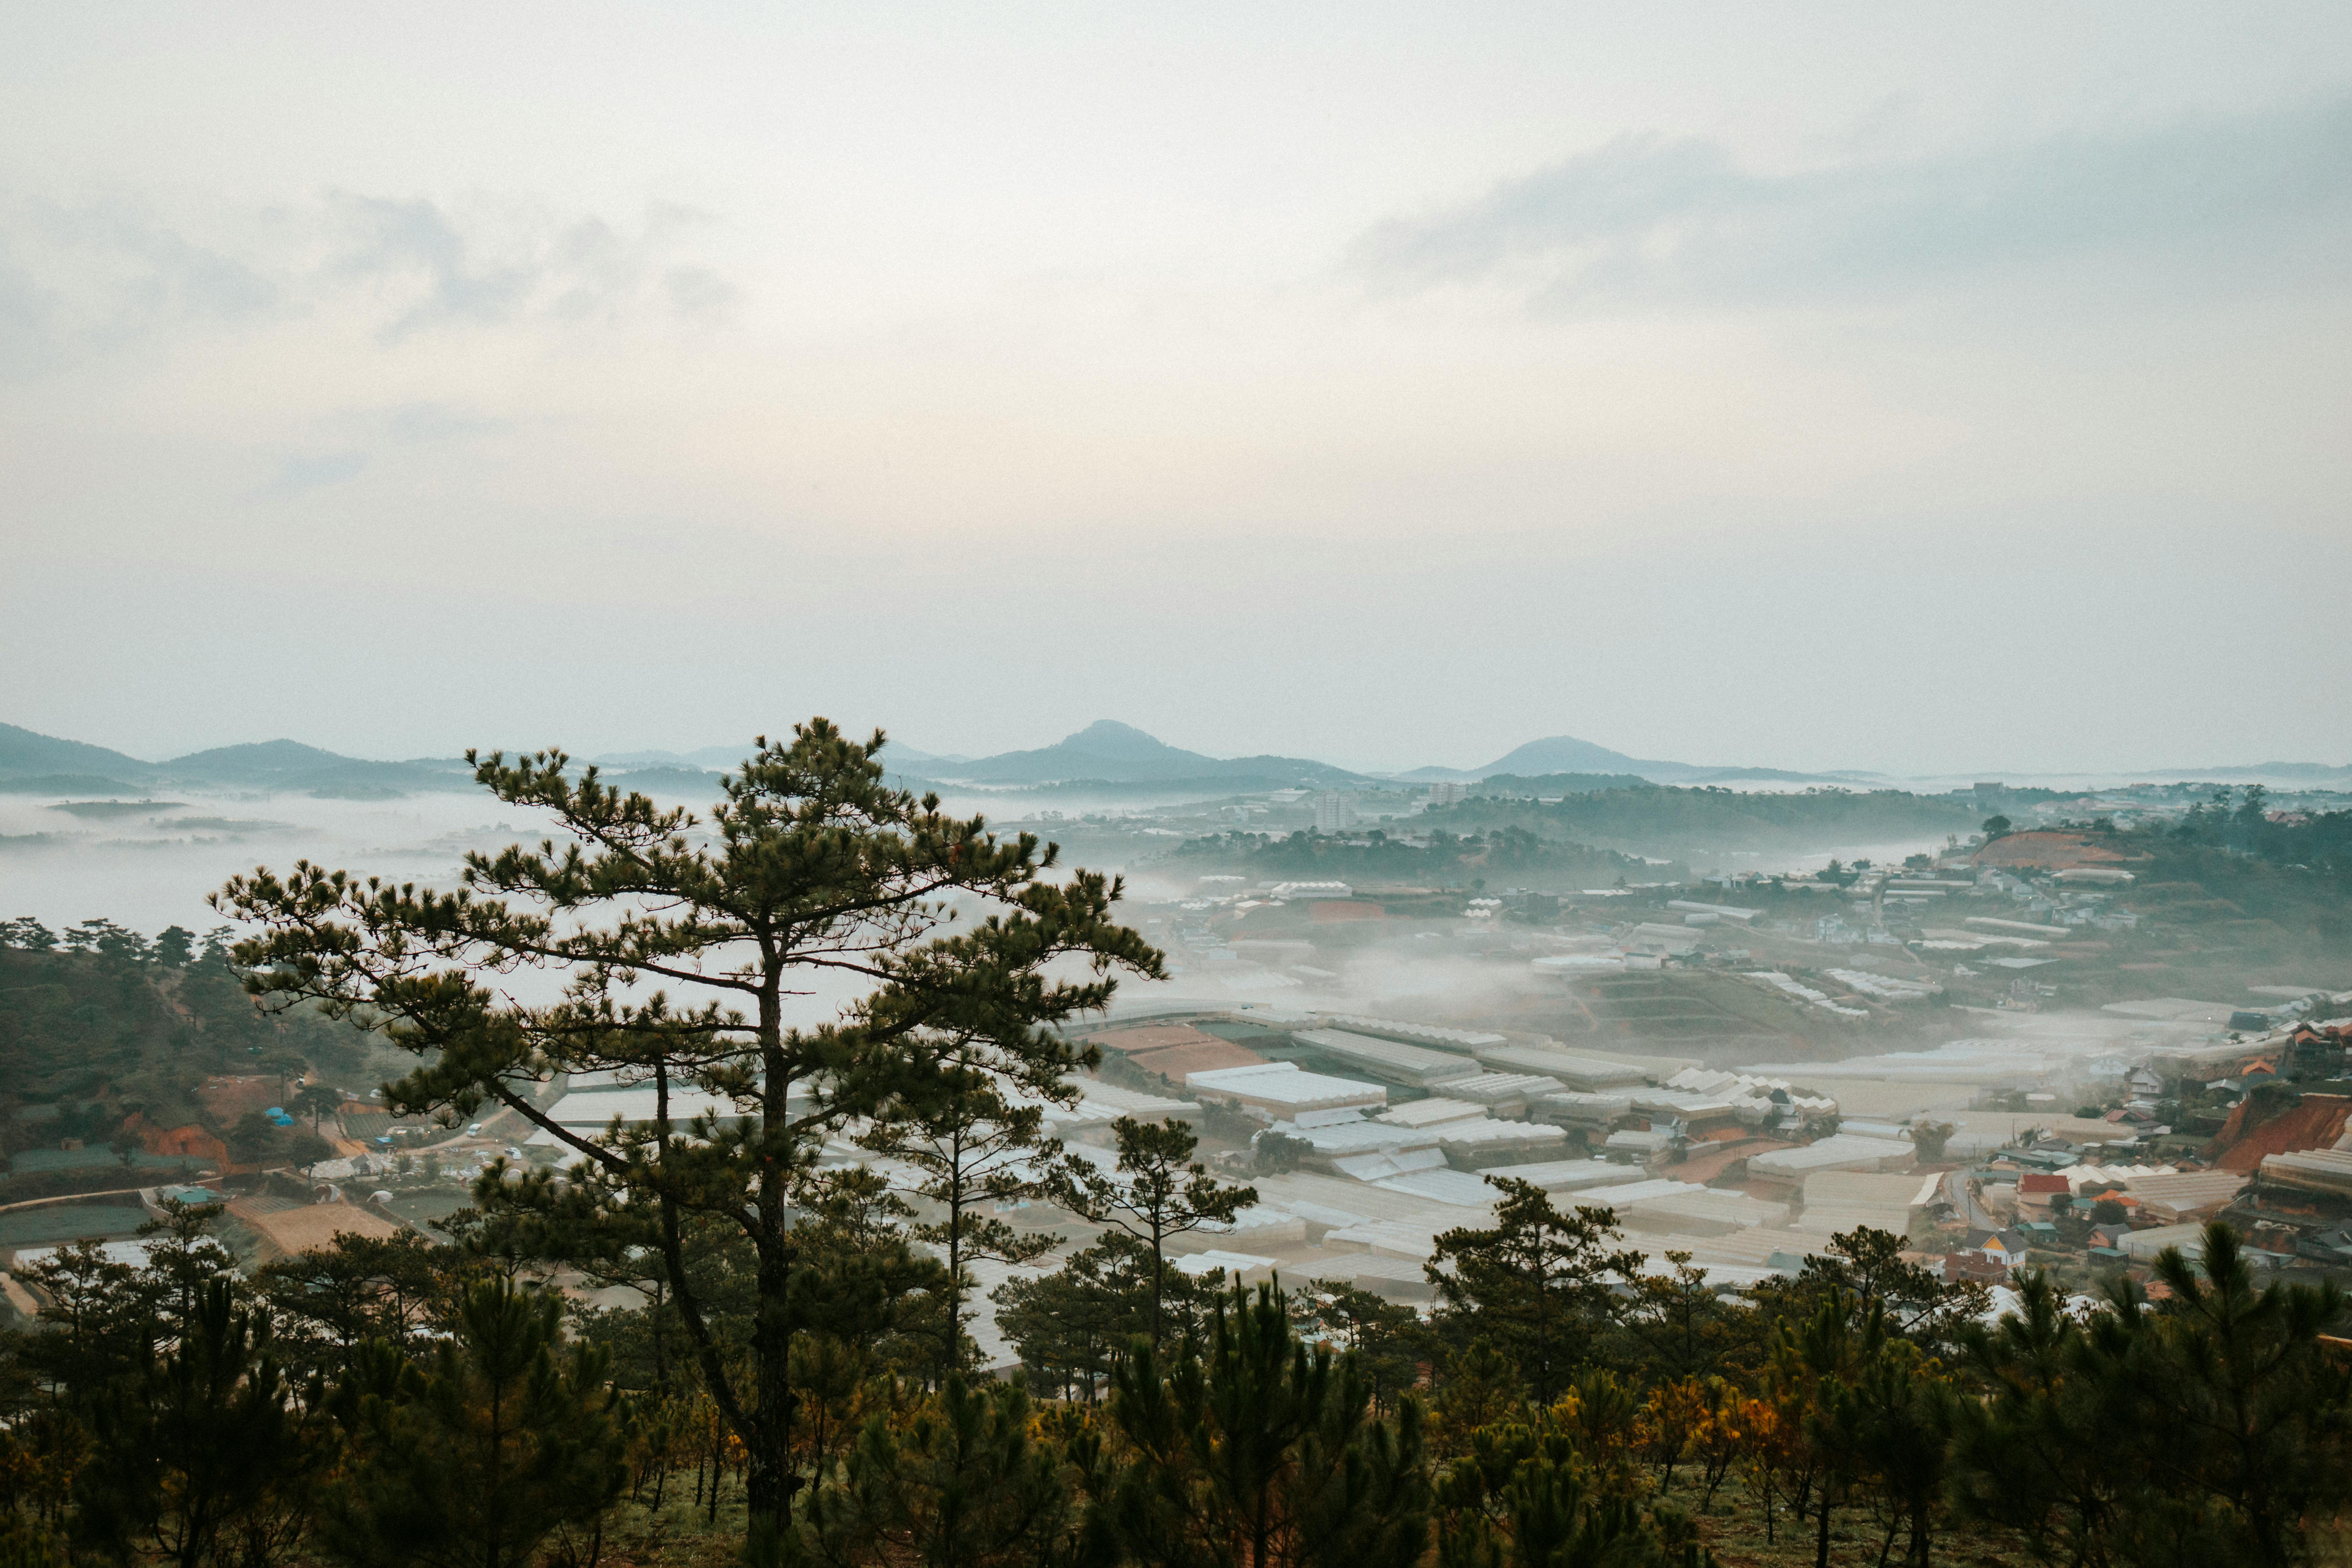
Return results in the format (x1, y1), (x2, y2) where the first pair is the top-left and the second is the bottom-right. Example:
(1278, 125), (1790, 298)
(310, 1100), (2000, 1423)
(5, 4), (2348, 776)
(6, 712), (2348, 785)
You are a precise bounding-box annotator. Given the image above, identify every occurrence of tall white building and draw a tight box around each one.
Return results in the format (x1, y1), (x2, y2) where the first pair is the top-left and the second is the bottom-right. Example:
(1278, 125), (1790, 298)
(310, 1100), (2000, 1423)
(1427, 781), (1468, 807)
(1313, 790), (1358, 834)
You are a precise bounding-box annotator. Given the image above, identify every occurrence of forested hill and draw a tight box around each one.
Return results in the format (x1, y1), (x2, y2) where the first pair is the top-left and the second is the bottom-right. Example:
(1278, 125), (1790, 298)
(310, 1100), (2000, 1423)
(0, 919), (368, 1156)
(2088, 798), (2352, 960)
(1425, 784), (1980, 855)
(2160, 787), (2352, 877)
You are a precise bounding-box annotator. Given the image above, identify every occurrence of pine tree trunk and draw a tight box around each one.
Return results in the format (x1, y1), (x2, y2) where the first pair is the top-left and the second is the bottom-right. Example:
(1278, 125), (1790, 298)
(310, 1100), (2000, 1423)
(1149, 1219), (1165, 1350)
(651, 1280), (668, 1396)
(944, 1174), (964, 1383)
(487, 1352), (509, 1568)
(749, 1236), (792, 1523)
(745, 988), (799, 1530)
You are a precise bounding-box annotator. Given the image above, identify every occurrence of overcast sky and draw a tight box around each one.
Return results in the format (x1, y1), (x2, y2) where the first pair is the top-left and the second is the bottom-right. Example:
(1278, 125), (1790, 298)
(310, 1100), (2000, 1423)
(3, 4), (2347, 776)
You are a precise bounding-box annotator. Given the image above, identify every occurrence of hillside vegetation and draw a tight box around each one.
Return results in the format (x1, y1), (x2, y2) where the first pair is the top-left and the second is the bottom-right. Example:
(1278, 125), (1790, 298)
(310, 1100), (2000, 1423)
(1169, 826), (1672, 889)
(1428, 785), (1980, 856)
(1468, 771), (1653, 794)
(4, 1202), (2341, 1568)
(0, 919), (374, 1177)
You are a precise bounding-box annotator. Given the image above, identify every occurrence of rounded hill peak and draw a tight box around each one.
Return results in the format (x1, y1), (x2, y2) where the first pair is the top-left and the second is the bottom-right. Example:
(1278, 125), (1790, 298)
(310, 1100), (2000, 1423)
(1061, 720), (1180, 758)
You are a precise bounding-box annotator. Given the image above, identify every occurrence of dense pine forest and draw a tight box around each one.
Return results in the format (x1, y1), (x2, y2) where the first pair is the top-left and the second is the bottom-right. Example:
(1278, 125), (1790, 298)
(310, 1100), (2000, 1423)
(3, 1194), (2343, 1568)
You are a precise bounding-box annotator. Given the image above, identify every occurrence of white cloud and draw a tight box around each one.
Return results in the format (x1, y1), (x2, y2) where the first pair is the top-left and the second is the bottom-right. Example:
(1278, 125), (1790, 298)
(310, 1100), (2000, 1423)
(1, 5), (2347, 773)
(1352, 96), (2352, 313)
(0, 189), (740, 373)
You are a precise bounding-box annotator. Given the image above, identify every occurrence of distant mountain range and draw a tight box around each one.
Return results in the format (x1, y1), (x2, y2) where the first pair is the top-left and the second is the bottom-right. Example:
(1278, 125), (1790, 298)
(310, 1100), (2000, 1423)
(5, 719), (2346, 800)
(0, 726), (471, 797)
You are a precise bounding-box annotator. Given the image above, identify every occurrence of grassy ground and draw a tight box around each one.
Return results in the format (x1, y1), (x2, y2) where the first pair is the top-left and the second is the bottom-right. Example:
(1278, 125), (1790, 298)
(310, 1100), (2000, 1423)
(496, 1471), (2352, 1568)
(591, 1463), (2045, 1568)
(581, 1485), (758, 1568)
(2311, 1519), (2352, 1566)
(0, 1200), (148, 1249)
(376, 1185), (476, 1233)
(1674, 1474), (2025, 1568)
(6, 1147), (206, 1175)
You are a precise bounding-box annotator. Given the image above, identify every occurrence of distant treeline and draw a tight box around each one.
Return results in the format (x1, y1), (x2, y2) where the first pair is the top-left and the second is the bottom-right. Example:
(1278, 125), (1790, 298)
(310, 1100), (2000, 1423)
(1167, 826), (1669, 889)
(1427, 785), (1980, 853)
(2159, 786), (2352, 877)
(2078, 802), (2352, 957)
(1469, 772), (1659, 795)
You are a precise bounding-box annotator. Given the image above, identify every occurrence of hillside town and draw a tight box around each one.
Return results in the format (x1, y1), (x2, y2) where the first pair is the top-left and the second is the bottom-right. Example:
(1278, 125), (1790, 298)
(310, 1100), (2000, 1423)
(14, 836), (2347, 1377)
(5, 741), (2350, 1568)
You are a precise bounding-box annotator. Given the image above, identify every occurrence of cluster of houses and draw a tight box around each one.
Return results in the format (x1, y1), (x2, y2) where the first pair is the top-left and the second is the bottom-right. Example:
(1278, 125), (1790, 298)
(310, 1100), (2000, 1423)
(12, 989), (2350, 1366)
(1034, 1000), (2352, 1345)
(1929, 1016), (2352, 1286)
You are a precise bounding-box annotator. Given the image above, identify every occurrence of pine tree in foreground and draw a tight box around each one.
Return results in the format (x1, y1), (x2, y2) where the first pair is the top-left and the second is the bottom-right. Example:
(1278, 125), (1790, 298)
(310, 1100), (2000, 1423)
(214, 721), (1161, 1530)
(1103, 1280), (1431, 1568)
(779, 1374), (1099, 1568)
(72, 1282), (310, 1568)
(1051, 1117), (1256, 1350)
(318, 1278), (626, 1568)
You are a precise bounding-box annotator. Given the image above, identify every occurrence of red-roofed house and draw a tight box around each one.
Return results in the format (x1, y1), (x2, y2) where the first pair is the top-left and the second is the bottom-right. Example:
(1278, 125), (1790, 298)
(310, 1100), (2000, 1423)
(2017, 1171), (2072, 1213)
(1943, 1251), (2010, 1284)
